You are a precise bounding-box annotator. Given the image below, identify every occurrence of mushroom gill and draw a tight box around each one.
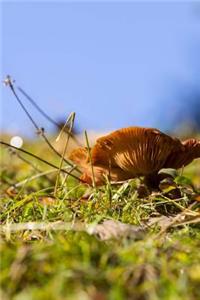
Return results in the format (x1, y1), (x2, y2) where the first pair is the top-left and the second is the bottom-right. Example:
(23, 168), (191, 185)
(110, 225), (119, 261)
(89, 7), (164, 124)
(69, 147), (133, 185)
(69, 127), (200, 186)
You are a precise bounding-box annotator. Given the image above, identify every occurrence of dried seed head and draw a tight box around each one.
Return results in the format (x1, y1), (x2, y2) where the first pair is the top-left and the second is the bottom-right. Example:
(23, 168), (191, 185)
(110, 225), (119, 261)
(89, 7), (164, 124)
(3, 75), (15, 86)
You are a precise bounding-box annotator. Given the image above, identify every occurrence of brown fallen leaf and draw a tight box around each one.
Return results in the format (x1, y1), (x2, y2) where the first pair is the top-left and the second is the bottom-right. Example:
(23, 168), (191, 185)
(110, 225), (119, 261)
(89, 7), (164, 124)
(5, 186), (18, 197)
(193, 194), (200, 202)
(39, 196), (57, 206)
(87, 219), (145, 241)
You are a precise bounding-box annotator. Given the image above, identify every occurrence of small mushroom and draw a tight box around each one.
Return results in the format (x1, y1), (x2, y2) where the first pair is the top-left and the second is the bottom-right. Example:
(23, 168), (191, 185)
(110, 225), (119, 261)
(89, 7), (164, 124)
(69, 127), (200, 186)
(69, 147), (133, 185)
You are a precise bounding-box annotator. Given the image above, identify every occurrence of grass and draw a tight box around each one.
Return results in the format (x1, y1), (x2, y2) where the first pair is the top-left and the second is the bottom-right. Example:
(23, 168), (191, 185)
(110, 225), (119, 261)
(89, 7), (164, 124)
(0, 138), (200, 300)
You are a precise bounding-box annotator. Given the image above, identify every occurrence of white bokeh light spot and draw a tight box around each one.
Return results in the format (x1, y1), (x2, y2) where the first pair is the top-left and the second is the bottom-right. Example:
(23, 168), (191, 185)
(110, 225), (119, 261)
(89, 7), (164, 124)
(10, 136), (23, 148)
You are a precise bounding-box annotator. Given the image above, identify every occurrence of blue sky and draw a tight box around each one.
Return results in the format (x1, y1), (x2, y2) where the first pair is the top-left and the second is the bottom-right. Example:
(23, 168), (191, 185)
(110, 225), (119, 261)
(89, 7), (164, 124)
(1, 1), (200, 137)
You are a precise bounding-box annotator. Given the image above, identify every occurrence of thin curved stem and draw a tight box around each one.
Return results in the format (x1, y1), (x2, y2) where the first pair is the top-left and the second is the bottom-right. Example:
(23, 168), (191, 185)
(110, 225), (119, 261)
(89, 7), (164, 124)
(18, 86), (81, 146)
(0, 141), (84, 183)
(4, 76), (81, 173)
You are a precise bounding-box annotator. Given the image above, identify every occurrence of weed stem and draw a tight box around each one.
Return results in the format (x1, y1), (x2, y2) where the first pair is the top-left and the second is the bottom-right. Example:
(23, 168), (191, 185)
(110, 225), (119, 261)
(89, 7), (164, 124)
(4, 76), (80, 173)
(0, 141), (84, 183)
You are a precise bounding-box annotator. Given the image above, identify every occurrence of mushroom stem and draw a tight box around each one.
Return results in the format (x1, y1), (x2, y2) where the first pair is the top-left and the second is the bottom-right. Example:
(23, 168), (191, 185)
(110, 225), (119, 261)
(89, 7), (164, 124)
(144, 173), (161, 190)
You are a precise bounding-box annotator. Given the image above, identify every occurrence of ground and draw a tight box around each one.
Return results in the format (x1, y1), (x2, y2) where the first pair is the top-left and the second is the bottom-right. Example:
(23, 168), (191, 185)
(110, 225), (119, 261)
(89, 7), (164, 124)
(0, 138), (200, 300)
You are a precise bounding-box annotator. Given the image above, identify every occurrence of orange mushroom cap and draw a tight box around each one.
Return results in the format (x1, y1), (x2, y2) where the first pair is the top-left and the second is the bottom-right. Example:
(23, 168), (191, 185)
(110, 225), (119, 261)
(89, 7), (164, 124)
(69, 127), (200, 186)
(91, 127), (184, 174)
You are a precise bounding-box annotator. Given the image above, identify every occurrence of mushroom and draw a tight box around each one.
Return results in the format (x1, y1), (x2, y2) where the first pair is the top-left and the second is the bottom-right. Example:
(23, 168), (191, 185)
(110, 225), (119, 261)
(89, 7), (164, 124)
(69, 127), (200, 187)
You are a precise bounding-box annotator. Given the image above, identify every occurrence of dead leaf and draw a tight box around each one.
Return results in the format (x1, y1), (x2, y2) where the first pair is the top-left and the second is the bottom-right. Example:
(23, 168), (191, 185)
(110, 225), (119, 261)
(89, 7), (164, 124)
(6, 186), (18, 197)
(39, 196), (57, 206)
(193, 194), (200, 202)
(87, 220), (145, 241)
